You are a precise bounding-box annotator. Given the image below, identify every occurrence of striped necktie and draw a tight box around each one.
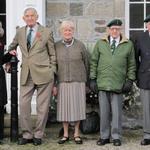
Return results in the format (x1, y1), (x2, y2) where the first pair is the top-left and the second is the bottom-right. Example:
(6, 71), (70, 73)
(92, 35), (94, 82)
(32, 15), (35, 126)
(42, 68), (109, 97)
(27, 28), (33, 50)
(111, 39), (116, 54)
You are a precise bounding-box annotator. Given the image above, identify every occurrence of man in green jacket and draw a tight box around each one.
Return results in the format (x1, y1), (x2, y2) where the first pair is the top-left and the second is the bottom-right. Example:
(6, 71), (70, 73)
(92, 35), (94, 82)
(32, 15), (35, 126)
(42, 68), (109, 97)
(90, 19), (136, 146)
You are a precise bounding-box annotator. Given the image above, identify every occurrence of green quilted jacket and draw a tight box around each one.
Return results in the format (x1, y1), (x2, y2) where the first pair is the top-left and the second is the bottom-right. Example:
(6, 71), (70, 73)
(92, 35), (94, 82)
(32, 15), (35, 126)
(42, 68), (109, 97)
(90, 34), (136, 92)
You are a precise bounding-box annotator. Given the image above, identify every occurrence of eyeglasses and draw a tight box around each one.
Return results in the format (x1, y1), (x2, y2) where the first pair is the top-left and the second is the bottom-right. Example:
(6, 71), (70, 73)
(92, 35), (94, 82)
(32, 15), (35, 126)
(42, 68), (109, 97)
(109, 27), (121, 31)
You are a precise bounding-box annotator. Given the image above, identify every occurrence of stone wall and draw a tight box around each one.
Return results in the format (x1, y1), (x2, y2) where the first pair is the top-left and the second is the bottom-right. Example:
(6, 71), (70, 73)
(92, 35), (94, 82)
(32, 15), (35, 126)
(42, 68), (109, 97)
(46, 0), (125, 50)
(46, 0), (143, 129)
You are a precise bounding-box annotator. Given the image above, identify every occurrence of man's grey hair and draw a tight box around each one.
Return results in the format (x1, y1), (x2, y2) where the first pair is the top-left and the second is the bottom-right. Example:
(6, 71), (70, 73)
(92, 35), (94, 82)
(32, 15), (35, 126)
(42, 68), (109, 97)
(24, 7), (38, 16)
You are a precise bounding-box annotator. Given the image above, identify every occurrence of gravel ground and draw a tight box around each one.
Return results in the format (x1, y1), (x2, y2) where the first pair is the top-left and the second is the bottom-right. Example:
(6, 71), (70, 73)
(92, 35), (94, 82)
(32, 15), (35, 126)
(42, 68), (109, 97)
(0, 124), (150, 150)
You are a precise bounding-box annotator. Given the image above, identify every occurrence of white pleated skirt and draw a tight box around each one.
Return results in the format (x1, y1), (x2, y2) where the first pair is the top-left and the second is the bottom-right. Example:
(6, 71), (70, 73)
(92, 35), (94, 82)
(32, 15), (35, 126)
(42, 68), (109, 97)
(57, 82), (86, 122)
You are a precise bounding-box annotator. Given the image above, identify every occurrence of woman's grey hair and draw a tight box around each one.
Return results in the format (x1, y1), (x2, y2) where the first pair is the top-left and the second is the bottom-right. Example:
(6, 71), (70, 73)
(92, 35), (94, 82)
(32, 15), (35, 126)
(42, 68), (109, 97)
(59, 20), (75, 32)
(24, 7), (38, 16)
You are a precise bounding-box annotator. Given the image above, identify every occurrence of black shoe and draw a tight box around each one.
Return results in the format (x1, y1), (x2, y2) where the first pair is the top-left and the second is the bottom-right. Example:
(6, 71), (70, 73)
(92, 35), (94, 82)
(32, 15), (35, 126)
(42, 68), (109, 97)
(0, 140), (3, 145)
(4, 107), (7, 114)
(33, 138), (42, 146)
(74, 136), (83, 144)
(96, 138), (110, 145)
(113, 139), (121, 146)
(141, 139), (150, 145)
(58, 137), (69, 144)
(18, 138), (33, 145)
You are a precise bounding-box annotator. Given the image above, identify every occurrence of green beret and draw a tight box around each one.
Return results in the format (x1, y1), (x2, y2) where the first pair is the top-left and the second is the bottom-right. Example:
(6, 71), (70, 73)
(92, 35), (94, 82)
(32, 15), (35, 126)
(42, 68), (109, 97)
(144, 14), (150, 23)
(107, 19), (122, 27)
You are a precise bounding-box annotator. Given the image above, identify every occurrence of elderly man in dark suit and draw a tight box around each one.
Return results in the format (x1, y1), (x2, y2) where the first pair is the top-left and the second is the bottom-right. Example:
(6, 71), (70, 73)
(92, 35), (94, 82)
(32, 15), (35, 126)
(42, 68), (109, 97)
(8, 7), (56, 146)
(135, 14), (150, 146)
(0, 21), (13, 144)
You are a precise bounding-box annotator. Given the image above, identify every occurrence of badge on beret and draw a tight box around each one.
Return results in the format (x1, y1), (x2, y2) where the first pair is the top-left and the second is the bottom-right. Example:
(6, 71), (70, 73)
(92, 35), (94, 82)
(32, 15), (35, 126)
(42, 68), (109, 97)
(107, 19), (122, 27)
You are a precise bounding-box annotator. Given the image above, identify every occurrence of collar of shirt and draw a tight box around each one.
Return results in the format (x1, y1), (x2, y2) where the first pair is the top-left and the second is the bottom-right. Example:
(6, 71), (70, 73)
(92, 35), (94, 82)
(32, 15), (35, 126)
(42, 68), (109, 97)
(110, 36), (120, 47)
(26, 24), (39, 44)
(62, 38), (74, 47)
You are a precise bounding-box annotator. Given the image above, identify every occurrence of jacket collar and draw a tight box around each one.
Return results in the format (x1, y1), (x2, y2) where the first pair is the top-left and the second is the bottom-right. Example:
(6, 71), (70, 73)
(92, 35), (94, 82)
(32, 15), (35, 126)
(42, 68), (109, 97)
(31, 24), (44, 49)
(24, 23), (44, 50)
(101, 33), (128, 44)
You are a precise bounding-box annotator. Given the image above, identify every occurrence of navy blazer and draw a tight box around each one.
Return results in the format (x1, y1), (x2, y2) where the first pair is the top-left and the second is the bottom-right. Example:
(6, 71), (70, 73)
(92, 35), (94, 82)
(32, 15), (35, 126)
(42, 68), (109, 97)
(135, 31), (150, 89)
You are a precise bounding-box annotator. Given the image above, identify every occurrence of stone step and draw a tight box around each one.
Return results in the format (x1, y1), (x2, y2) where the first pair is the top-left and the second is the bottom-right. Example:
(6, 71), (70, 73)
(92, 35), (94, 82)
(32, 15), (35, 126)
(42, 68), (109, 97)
(4, 114), (11, 128)
(4, 114), (37, 128)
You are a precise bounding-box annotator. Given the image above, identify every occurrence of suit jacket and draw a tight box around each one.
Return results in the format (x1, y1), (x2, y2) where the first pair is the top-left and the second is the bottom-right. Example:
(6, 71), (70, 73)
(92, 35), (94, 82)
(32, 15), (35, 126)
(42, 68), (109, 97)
(0, 41), (12, 106)
(8, 24), (56, 85)
(135, 31), (150, 89)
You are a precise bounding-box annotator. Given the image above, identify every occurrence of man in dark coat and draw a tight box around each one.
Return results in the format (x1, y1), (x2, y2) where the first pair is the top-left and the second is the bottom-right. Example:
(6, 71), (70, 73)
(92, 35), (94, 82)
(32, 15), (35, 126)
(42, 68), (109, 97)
(0, 21), (12, 144)
(135, 14), (150, 146)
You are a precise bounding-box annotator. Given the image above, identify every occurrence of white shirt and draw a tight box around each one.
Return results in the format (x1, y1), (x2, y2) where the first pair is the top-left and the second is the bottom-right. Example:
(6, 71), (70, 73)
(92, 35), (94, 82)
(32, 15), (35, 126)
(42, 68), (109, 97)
(62, 38), (74, 47)
(26, 24), (38, 45)
(110, 36), (120, 48)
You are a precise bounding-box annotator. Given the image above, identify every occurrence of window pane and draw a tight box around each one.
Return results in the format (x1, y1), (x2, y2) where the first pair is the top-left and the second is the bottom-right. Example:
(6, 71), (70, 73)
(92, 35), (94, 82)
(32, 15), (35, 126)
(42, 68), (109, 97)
(130, 30), (144, 43)
(0, 0), (6, 13)
(130, 0), (144, 1)
(130, 4), (144, 28)
(0, 16), (6, 44)
(146, 4), (150, 16)
(146, 0), (150, 2)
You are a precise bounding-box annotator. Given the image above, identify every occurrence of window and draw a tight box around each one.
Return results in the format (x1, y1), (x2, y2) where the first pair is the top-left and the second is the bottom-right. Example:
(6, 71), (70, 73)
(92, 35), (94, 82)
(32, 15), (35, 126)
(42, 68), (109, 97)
(0, 0), (6, 44)
(128, 0), (150, 41)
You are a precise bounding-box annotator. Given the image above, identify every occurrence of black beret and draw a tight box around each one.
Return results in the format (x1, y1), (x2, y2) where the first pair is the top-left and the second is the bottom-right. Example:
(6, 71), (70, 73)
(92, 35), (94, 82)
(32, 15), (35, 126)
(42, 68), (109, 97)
(107, 19), (122, 27)
(144, 14), (150, 23)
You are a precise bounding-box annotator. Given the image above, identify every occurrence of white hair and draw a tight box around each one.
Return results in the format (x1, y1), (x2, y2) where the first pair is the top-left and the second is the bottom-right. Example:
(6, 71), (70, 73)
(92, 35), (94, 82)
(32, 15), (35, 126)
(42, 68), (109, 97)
(24, 7), (38, 16)
(59, 20), (75, 32)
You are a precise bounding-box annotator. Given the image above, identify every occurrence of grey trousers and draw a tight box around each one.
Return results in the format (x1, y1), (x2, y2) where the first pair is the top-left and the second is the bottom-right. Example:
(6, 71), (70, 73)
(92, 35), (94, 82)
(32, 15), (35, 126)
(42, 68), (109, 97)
(19, 74), (53, 139)
(98, 91), (123, 140)
(140, 89), (150, 139)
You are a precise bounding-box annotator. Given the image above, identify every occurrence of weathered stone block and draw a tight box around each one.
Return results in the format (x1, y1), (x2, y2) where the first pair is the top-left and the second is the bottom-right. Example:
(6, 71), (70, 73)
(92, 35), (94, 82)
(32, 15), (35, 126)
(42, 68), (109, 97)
(85, 1), (114, 17)
(47, 3), (69, 17)
(77, 19), (93, 40)
(114, 0), (125, 17)
(95, 20), (106, 25)
(95, 27), (106, 33)
(70, 3), (83, 16)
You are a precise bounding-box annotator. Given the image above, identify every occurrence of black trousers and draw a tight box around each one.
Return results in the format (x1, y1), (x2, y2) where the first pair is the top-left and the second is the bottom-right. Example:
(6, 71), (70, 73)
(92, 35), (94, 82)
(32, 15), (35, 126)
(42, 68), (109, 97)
(0, 105), (4, 140)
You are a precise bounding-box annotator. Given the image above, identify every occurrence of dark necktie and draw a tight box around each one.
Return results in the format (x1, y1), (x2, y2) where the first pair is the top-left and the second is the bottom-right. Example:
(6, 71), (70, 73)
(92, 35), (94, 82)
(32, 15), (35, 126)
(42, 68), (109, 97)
(27, 28), (33, 50)
(111, 39), (116, 54)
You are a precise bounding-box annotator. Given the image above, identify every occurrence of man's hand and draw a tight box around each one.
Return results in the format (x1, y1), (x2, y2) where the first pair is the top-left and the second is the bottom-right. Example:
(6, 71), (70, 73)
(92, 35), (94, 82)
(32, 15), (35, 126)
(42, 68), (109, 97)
(4, 63), (11, 73)
(52, 86), (58, 96)
(90, 79), (98, 92)
(9, 50), (17, 56)
(122, 80), (133, 93)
